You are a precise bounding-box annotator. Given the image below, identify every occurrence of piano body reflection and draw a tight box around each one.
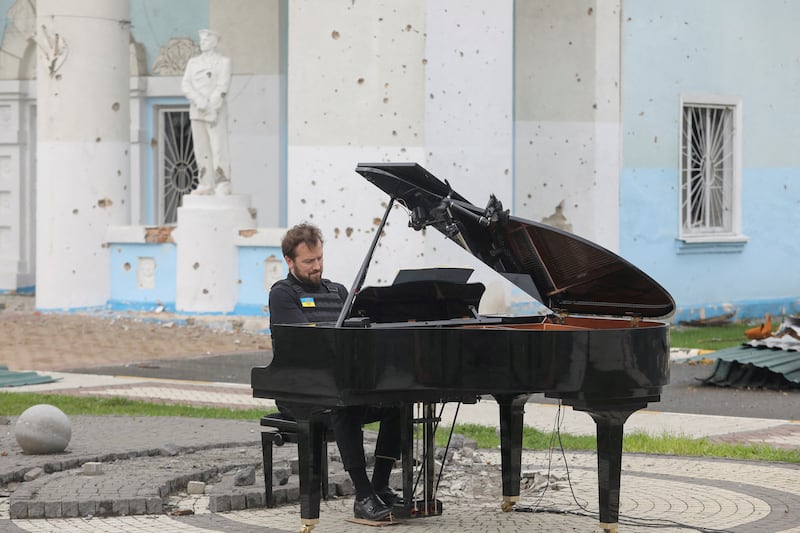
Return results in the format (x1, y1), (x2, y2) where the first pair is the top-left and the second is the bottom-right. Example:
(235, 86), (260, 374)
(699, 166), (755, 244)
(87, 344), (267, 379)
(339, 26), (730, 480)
(252, 162), (674, 533)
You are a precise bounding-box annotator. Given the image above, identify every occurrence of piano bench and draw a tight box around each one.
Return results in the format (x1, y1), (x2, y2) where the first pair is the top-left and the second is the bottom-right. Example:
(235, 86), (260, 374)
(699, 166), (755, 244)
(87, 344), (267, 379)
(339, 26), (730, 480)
(260, 413), (336, 508)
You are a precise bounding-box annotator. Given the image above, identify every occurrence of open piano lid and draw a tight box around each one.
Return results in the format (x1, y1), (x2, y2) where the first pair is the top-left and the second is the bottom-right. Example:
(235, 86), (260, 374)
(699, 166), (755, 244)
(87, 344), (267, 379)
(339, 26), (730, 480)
(355, 162), (675, 319)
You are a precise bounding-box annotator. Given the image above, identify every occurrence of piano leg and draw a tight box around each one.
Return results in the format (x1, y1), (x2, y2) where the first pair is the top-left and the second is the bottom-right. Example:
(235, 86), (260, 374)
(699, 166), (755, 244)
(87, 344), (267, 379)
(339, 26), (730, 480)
(296, 418), (325, 532)
(580, 406), (643, 533)
(493, 394), (529, 512)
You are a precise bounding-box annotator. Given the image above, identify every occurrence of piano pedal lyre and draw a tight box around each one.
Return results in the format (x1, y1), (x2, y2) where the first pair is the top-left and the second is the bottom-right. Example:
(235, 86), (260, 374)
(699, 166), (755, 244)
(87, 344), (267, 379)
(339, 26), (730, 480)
(397, 402), (444, 519)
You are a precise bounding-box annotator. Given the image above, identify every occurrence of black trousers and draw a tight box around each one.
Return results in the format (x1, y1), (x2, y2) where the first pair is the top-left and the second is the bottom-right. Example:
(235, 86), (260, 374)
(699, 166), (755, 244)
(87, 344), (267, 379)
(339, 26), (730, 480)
(330, 405), (403, 471)
(276, 401), (403, 471)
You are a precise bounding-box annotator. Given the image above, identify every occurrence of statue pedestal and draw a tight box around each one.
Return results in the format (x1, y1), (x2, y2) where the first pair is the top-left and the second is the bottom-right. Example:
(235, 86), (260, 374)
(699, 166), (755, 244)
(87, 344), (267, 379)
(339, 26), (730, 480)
(173, 194), (257, 313)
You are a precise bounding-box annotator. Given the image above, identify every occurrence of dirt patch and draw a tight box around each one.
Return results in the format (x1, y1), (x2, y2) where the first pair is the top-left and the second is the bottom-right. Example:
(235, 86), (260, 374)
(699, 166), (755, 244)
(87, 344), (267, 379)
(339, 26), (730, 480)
(0, 294), (270, 371)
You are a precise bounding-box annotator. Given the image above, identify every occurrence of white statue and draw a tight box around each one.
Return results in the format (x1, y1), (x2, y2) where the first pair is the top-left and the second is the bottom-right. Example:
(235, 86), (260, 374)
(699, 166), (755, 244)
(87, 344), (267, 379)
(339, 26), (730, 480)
(181, 29), (232, 195)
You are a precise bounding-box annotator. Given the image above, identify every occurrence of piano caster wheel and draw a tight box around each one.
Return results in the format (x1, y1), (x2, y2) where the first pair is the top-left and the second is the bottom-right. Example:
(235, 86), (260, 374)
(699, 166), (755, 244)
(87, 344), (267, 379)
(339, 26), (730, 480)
(500, 496), (518, 512)
(299, 519), (318, 533)
(600, 523), (618, 533)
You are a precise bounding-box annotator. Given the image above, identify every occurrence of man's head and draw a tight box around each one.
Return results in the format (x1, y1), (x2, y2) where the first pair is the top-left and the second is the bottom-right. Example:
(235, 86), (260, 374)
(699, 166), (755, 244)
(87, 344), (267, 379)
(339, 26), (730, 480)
(282, 223), (324, 287)
(198, 29), (220, 52)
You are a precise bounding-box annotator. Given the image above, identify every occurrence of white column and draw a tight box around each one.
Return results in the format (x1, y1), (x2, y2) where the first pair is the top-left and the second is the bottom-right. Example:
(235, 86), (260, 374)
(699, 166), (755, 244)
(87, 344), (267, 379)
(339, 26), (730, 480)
(0, 81), (35, 290)
(172, 195), (257, 313)
(35, 0), (131, 309)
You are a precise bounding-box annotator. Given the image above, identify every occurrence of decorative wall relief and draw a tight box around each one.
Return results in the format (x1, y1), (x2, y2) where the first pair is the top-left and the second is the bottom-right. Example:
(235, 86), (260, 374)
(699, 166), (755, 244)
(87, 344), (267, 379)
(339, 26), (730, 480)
(152, 38), (200, 76)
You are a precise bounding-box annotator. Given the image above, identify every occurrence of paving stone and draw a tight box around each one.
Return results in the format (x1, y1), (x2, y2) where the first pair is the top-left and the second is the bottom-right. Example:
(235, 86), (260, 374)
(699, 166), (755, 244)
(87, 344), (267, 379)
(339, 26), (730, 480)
(8, 501), (26, 519)
(210, 494), (230, 512)
(230, 493), (246, 510)
(77, 500), (95, 516)
(61, 500), (79, 517)
(96, 500), (114, 515)
(233, 465), (255, 486)
(245, 490), (264, 508)
(43, 500), (61, 518)
(186, 480), (205, 494)
(82, 462), (103, 475)
(128, 498), (147, 515)
(145, 497), (162, 514)
(112, 499), (129, 516)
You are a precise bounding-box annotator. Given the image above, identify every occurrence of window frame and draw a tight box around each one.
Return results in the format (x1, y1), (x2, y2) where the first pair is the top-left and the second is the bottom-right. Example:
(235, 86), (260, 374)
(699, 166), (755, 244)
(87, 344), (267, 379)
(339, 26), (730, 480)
(678, 94), (746, 246)
(153, 104), (197, 226)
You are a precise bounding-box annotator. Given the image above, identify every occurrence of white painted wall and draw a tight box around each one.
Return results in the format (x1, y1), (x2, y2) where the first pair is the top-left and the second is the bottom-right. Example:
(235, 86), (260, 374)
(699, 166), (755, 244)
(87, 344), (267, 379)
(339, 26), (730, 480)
(514, 0), (621, 251)
(210, 0), (285, 226)
(286, 0), (516, 310)
(422, 0), (515, 311)
(286, 0), (428, 288)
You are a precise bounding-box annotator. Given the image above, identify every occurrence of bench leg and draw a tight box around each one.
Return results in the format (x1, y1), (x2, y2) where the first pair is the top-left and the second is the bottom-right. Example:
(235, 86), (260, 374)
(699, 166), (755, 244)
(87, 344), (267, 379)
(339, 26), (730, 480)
(261, 431), (275, 508)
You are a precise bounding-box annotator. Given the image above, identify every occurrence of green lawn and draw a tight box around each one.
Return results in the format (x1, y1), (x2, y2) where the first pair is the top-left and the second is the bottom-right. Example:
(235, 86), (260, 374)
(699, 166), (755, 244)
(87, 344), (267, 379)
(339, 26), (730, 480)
(439, 423), (800, 465)
(0, 391), (266, 420)
(670, 322), (752, 351)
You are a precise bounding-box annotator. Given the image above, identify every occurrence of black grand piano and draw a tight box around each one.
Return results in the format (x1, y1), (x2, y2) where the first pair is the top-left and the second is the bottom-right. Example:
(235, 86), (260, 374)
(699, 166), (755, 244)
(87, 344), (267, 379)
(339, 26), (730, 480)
(252, 162), (674, 533)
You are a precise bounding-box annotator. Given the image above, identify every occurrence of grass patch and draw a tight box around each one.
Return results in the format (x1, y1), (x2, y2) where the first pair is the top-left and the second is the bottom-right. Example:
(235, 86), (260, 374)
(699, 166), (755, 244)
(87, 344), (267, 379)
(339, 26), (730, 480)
(670, 323), (751, 351)
(0, 391), (269, 420)
(622, 431), (800, 463)
(436, 424), (800, 464)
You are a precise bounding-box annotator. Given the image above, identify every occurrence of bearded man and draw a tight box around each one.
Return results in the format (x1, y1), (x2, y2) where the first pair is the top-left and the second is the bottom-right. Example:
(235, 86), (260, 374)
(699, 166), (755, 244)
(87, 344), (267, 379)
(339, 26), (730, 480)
(268, 223), (402, 522)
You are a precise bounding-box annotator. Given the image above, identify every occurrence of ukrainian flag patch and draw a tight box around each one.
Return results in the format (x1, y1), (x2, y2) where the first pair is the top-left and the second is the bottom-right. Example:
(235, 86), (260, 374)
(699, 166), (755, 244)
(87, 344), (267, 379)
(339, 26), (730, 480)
(300, 297), (316, 308)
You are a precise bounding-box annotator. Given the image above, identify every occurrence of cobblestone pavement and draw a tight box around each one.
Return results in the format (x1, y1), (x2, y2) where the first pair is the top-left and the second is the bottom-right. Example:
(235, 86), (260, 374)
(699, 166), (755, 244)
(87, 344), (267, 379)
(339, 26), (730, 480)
(1, 407), (800, 532)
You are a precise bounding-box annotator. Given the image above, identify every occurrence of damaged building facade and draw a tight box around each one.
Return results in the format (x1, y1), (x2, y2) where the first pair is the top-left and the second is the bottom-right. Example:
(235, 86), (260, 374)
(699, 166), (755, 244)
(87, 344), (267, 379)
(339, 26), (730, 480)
(0, 0), (798, 323)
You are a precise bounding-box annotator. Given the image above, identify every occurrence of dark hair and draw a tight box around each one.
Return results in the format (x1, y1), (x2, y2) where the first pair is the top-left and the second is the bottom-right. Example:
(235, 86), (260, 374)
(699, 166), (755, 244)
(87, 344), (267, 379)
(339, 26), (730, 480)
(282, 223), (323, 260)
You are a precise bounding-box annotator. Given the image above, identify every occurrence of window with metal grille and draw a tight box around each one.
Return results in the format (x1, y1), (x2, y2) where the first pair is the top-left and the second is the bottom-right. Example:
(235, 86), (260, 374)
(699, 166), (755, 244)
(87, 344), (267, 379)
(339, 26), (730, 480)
(680, 103), (736, 236)
(157, 107), (198, 225)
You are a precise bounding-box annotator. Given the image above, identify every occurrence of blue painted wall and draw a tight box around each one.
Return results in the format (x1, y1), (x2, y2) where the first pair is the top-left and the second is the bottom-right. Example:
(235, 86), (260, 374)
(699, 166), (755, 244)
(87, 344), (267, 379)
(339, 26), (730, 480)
(0, 0), (17, 42)
(235, 246), (284, 317)
(130, 0), (208, 72)
(108, 243), (177, 311)
(108, 242), (283, 317)
(620, 0), (800, 321)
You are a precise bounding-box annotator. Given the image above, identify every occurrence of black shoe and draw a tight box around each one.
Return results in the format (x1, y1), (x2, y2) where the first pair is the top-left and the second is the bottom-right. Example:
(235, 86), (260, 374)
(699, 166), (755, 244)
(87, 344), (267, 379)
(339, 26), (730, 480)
(375, 486), (400, 506)
(353, 493), (392, 521)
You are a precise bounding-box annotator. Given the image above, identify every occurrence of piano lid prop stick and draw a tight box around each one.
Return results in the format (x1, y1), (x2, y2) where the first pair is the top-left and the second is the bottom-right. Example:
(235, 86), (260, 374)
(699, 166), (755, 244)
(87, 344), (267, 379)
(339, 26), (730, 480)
(335, 196), (396, 328)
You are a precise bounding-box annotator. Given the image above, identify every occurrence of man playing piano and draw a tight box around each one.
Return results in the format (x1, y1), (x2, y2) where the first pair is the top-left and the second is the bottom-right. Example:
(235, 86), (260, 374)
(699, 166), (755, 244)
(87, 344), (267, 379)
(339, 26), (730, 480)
(268, 223), (403, 522)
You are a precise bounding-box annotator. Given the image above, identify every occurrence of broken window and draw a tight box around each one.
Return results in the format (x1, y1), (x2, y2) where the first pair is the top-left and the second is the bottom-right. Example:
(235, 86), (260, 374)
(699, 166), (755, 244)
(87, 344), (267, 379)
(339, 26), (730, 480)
(680, 100), (740, 238)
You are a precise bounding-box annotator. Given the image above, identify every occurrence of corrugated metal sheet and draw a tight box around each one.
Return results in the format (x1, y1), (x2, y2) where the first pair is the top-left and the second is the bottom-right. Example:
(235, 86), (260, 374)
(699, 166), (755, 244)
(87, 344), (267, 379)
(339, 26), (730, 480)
(0, 365), (57, 388)
(700, 345), (800, 389)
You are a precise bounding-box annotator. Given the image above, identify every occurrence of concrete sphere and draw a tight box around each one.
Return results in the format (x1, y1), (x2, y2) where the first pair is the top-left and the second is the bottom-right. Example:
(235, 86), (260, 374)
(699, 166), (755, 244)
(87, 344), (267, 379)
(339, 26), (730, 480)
(15, 404), (72, 454)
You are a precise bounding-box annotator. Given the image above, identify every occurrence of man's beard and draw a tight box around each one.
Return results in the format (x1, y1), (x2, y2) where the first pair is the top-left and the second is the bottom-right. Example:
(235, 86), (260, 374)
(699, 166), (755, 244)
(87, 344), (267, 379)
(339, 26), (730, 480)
(295, 270), (322, 287)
